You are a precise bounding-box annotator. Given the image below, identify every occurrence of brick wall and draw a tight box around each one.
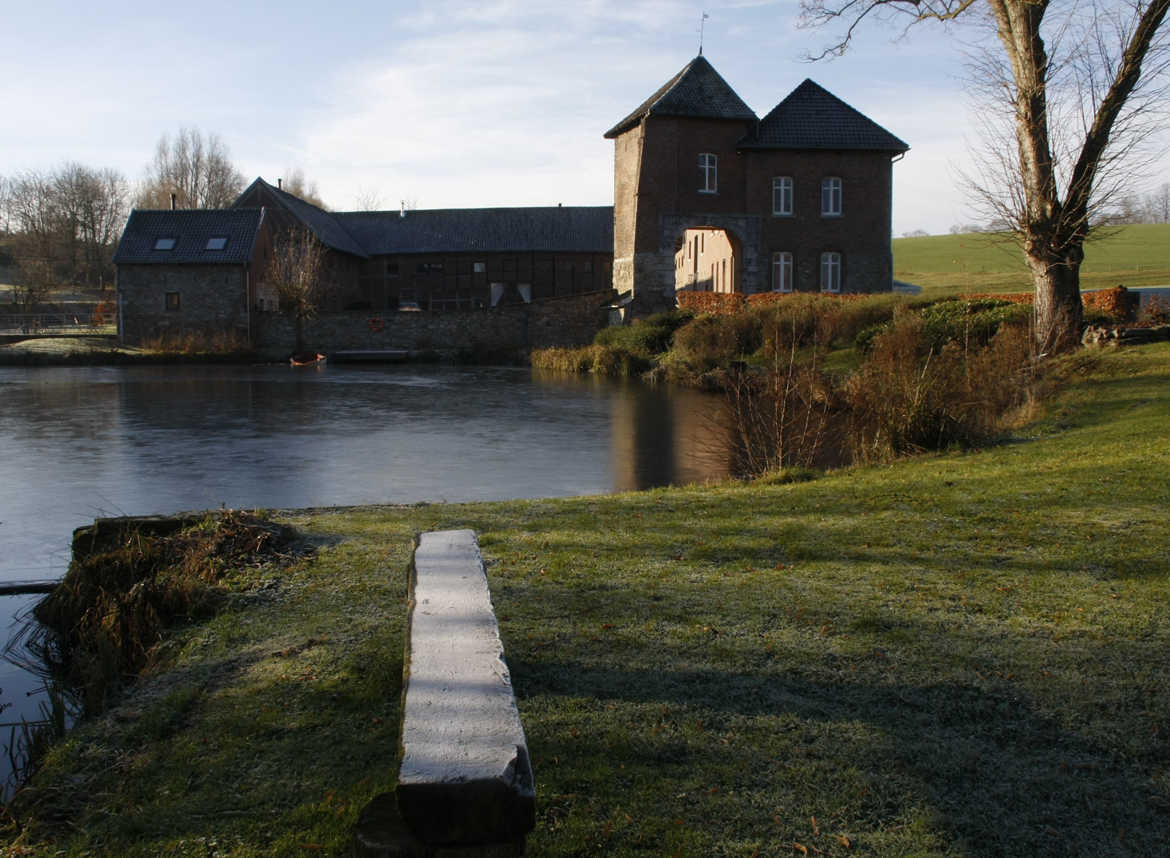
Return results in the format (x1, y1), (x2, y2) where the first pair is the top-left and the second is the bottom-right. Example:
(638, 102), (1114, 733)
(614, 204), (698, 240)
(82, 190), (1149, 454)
(610, 113), (898, 311)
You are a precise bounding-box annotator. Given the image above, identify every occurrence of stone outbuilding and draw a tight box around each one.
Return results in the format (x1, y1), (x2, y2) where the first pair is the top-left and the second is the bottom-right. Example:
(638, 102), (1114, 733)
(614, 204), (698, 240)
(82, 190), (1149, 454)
(113, 208), (271, 346)
(606, 55), (909, 313)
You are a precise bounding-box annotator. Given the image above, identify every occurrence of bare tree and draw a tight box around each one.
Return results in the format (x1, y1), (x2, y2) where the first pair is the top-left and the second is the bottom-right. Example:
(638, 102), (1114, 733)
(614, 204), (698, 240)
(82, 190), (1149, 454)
(801, 0), (1170, 352)
(266, 227), (326, 354)
(53, 164), (130, 289)
(138, 127), (246, 210)
(281, 168), (328, 209)
(1149, 182), (1170, 222)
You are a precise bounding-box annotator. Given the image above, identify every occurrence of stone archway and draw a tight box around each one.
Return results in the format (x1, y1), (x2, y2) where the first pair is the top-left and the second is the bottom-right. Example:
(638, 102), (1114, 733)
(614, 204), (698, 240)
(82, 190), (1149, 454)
(626, 214), (761, 315)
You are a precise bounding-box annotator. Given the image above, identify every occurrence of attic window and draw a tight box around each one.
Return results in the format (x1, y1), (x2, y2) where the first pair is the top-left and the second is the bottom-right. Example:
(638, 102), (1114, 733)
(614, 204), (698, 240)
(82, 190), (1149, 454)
(206, 236), (228, 251)
(154, 237), (176, 251)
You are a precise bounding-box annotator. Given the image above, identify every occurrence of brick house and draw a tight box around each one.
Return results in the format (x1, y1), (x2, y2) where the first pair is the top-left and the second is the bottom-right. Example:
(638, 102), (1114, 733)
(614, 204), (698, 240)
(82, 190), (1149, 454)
(606, 56), (909, 312)
(234, 178), (613, 313)
(113, 208), (272, 345)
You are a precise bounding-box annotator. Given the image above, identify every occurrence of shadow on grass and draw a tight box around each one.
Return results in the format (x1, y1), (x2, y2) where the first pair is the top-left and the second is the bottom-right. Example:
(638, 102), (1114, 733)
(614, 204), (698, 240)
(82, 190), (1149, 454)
(512, 656), (1169, 857)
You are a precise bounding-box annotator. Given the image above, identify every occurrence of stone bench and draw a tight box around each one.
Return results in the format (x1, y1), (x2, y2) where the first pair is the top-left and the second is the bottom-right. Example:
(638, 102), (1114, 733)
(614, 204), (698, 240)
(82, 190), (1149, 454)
(355, 529), (535, 857)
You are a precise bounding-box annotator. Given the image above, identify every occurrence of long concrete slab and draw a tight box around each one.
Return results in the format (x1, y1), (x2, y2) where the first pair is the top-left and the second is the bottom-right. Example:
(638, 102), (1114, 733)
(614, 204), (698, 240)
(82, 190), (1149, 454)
(395, 529), (535, 847)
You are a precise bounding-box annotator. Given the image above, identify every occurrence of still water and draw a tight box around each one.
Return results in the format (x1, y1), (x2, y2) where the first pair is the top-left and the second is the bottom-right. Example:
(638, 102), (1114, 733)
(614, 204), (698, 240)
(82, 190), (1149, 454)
(0, 363), (730, 746)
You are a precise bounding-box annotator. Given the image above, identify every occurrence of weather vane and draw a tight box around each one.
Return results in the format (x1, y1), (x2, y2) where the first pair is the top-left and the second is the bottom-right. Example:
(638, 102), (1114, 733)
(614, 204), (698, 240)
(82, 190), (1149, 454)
(700, 11), (709, 55)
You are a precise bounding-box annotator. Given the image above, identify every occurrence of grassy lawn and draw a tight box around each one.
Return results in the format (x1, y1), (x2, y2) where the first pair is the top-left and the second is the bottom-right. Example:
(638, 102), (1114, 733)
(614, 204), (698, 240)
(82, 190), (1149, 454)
(894, 223), (1170, 296)
(7, 344), (1170, 856)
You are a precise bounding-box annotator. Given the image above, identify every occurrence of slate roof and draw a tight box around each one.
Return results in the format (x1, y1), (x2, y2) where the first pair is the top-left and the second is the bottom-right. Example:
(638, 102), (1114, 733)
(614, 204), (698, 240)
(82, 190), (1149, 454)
(113, 209), (265, 265)
(740, 79), (909, 152)
(604, 55), (757, 139)
(236, 178), (368, 258)
(333, 206), (613, 255)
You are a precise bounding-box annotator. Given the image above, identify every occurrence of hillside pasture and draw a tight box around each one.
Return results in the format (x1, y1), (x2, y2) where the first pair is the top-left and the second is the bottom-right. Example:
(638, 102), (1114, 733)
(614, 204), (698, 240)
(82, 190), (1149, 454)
(894, 223), (1170, 296)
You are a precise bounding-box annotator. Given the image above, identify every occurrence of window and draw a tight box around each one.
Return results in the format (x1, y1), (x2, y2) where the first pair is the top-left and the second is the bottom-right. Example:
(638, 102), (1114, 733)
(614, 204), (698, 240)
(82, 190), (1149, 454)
(821, 177), (842, 216)
(820, 252), (842, 293)
(154, 237), (176, 251)
(699, 153), (717, 193)
(205, 236), (228, 251)
(473, 261), (486, 274)
(416, 262), (444, 274)
(772, 252), (793, 292)
(386, 262), (400, 277)
(165, 291), (181, 311)
(772, 177), (793, 216)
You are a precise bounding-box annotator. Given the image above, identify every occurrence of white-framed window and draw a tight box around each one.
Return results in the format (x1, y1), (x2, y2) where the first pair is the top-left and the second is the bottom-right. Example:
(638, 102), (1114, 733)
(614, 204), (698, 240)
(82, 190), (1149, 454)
(772, 177), (793, 216)
(821, 177), (842, 216)
(699, 153), (718, 194)
(772, 252), (793, 292)
(820, 252), (842, 292)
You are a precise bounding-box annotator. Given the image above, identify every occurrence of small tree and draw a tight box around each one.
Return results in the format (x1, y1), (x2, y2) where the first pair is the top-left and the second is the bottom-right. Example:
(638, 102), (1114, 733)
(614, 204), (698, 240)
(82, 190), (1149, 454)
(267, 228), (325, 354)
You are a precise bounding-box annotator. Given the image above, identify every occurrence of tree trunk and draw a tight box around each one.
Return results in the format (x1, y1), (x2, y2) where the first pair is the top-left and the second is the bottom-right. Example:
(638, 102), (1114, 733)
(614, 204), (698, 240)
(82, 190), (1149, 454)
(1027, 246), (1084, 355)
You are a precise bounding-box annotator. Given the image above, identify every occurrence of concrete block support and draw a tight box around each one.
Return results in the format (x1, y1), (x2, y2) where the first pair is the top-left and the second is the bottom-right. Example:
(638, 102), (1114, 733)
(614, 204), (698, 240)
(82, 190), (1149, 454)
(354, 530), (534, 857)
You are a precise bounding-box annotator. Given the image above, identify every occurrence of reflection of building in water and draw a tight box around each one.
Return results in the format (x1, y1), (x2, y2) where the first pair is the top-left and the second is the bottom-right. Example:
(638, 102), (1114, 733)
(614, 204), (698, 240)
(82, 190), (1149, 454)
(675, 227), (738, 293)
(609, 386), (731, 492)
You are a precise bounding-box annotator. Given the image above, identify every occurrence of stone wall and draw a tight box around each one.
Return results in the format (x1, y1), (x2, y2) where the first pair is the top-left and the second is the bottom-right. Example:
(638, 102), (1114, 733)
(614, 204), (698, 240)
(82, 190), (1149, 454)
(117, 264), (252, 346)
(254, 289), (613, 355)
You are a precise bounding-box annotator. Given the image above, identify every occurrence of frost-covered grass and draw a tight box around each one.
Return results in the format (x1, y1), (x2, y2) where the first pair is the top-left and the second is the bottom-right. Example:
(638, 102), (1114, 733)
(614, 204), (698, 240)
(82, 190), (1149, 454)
(7, 344), (1170, 856)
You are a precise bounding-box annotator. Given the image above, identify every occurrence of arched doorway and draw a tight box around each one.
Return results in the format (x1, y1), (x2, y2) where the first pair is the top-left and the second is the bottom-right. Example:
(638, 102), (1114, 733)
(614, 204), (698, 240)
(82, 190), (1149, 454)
(673, 226), (741, 294)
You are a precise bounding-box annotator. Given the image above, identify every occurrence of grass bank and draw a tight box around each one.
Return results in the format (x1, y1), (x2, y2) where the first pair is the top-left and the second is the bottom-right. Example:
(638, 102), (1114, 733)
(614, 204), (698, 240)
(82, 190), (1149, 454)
(6, 344), (1170, 856)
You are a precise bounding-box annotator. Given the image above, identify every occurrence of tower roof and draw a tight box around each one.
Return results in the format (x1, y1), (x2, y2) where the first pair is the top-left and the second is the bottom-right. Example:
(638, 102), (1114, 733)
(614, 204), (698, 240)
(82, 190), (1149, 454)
(604, 55), (757, 139)
(739, 79), (909, 152)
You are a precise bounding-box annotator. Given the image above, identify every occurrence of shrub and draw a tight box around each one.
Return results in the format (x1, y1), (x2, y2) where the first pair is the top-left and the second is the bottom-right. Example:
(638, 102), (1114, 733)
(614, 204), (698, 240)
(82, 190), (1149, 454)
(859, 298), (1030, 355)
(722, 361), (840, 475)
(1083, 286), (1138, 322)
(673, 313), (763, 370)
(593, 309), (692, 355)
(676, 291), (746, 316)
(843, 318), (1035, 462)
(753, 293), (910, 358)
(1139, 295), (1170, 326)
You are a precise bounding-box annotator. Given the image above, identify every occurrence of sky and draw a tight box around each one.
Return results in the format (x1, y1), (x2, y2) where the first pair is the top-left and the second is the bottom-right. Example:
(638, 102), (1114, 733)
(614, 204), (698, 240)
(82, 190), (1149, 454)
(2, 0), (1166, 236)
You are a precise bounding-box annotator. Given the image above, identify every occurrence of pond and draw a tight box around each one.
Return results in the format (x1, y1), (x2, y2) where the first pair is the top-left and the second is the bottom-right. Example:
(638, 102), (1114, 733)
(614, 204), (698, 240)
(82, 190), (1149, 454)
(0, 363), (731, 787)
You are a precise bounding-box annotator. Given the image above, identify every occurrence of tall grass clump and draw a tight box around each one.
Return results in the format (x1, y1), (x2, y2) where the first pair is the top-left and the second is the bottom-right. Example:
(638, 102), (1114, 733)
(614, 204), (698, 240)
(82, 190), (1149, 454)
(140, 328), (251, 355)
(843, 318), (1036, 463)
(25, 511), (299, 716)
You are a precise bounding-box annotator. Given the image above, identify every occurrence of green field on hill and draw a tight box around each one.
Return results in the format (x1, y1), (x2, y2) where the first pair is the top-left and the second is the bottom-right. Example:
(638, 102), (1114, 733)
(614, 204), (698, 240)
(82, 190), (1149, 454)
(894, 223), (1170, 295)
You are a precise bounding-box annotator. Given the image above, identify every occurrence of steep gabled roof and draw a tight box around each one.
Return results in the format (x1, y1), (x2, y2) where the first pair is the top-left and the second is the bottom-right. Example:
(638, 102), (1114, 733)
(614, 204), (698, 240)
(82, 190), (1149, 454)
(113, 209), (265, 265)
(333, 207), (613, 255)
(739, 79), (909, 152)
(604, 55), (757, 139)
(235, 177), (368, 258)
